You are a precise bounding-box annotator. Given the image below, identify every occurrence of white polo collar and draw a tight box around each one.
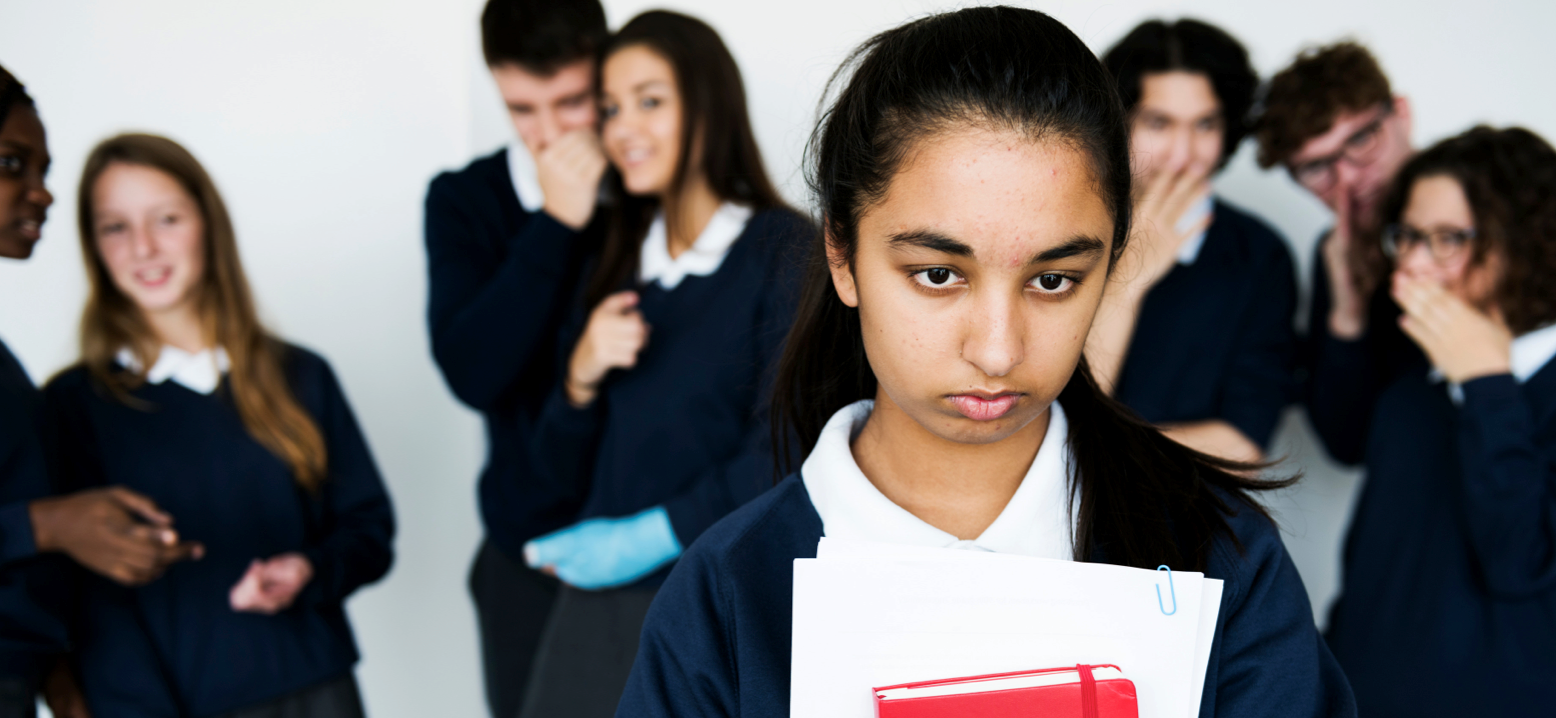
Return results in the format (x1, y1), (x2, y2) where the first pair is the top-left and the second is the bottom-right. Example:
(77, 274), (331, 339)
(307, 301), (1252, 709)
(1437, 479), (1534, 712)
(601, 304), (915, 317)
(1175, 195), (1214, 266)
(506, 141), (545, 213)
(801, 399), (1076, 560)
(116, 345), (230, 395)
(1431, 322), (1556, 404)
(638, 202), (752, 290)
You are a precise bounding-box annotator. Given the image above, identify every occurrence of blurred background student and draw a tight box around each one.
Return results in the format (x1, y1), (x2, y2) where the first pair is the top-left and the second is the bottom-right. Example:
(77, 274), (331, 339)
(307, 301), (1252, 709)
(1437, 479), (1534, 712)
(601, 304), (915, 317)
(41, 134), (394, 718)
(1255, 42), (1419, 464)
(1320, 125), (1556, 717)
(1088, 19), (1297, 462)
(421, 0), (609, 714)
(517, 10), (811, 717)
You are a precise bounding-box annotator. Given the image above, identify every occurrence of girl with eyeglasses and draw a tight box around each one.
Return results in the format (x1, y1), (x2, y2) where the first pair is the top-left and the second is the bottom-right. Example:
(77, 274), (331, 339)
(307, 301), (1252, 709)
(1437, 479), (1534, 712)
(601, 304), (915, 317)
(1322, 125), (1556, 717)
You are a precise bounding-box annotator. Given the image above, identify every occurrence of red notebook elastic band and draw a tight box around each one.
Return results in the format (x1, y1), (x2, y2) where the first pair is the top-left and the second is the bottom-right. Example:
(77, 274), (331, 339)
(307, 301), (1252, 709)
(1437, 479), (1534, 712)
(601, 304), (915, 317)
(1078, 664), (1098, 718)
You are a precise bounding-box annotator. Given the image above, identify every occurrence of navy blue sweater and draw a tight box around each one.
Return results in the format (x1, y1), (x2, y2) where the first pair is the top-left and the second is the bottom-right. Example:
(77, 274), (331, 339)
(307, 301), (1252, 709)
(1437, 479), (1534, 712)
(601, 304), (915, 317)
(1322, 354), (1556, 716)
(1113, 200), (1298, 449)
(41, 346), (394, 718)
(1300, 232), (1419, 464)
(0, 339), (68, 682)
(425, 148), (601, 559)
(531, 207), (810, 588)
(619, 476), (1356, 717)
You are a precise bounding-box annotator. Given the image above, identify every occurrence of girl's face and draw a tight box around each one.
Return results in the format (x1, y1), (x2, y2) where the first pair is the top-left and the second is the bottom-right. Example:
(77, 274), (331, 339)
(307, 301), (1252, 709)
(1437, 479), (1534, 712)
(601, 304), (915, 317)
(831, 129), (1115, 445)
(1392, 174), (1500, 309)
(0, 105), (52, 259)
(601, 45), (685, 197)
(1129, 71), (1223, 179)
(92, 163), (207, 316)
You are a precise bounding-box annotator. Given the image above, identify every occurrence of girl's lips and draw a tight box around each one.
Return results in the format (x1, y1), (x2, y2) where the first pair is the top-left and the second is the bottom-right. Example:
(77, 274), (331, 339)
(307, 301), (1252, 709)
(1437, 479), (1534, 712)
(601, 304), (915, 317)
(949, 393), (1020, 421)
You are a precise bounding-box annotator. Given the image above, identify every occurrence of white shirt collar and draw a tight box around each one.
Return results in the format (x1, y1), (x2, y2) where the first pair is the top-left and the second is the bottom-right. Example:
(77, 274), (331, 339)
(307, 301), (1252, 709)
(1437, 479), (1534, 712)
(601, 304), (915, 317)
(116, 345), (230, 395)
(1175, 195), (1214, 266)
(506, 141), (545, 213)
(1430, 322), (1556, 405)
(801, 399), (1076, 561)
(638, 202), (753, 290)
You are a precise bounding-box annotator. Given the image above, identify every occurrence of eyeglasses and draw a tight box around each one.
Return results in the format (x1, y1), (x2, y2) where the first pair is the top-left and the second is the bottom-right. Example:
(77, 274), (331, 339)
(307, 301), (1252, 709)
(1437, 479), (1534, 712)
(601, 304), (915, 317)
(1287, 104), (1393, 193)
(1381, 224), (1476, 263)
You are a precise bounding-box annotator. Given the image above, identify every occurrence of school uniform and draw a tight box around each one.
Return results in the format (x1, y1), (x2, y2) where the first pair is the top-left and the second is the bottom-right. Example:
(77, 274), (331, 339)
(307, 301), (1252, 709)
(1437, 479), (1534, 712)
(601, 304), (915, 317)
(518, 204), (809, 718)
(1113, 199), (1298, 449)
(1321, 325), (1556, 717)
(618, 399), (1357, 718)
(1300, 231), (1420, 463)
(423, 143), (600, 717)
(40, 345), (393, 718)
(0, 339), (68, 717)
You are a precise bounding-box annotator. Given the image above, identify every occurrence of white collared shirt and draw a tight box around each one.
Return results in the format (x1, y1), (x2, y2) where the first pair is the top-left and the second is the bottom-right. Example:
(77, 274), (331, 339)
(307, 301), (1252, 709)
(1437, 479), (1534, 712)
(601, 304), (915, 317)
(115, 345), (230, 395)
(801, 399), (1076, 560)
(638, 202), (753, 290)
(507, 141), (545, 213)
(1175, 195), (1214, 266)
(1433, 322), (1556, 405)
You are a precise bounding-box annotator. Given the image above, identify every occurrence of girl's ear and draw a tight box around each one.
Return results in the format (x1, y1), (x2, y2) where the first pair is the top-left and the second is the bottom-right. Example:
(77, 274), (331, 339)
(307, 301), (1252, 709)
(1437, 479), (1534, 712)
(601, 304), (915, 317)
(824, 228), (860, 308)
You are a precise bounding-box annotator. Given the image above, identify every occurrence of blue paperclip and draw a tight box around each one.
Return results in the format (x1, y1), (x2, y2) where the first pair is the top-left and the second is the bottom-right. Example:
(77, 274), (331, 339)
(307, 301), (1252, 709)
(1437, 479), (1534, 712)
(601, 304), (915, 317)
(1155, 565), (1177, 615)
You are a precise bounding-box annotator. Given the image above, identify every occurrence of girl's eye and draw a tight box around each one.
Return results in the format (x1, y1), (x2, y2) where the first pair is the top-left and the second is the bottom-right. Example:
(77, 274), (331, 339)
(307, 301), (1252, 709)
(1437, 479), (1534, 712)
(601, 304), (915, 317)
(159, 214), (179, 226)
(0, 156), (20, 173)
(1031, 274), (1073, 293)
(601, 104), (618, 120)
(640, 97), (661, 110)
(912, 267), (962, 289)
(99, 222), (125, 236)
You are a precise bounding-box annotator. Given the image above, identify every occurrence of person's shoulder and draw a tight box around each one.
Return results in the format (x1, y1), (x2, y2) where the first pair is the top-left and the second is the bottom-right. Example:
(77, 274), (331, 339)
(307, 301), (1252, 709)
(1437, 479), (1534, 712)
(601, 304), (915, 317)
(678, 475), (820, 577)
(426, 148), (509, 205)
(42, 364), (94, 399)
(744, 206), (817, 247)
(1202, 484), (1291, 605)
(1212, 199), (1293, 263)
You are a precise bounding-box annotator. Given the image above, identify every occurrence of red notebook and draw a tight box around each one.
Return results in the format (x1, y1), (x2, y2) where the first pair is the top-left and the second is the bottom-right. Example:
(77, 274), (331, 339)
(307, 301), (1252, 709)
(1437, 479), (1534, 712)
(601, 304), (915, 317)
(873, 664), (1139, 718)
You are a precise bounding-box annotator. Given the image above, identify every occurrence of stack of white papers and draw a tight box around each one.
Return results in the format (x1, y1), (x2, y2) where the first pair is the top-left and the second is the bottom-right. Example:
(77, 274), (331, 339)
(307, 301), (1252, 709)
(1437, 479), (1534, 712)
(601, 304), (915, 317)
(790, 538), (1223, 718)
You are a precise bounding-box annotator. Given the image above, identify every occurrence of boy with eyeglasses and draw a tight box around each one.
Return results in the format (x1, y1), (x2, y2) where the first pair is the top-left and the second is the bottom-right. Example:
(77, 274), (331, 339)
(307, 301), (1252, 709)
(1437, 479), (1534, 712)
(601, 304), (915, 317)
(1255, 42), (1419, 465)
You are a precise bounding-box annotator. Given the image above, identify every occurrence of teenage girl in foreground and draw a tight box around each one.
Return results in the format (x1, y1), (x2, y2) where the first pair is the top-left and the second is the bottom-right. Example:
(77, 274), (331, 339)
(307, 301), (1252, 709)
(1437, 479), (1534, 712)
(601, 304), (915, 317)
(617, 7), (1355, 717)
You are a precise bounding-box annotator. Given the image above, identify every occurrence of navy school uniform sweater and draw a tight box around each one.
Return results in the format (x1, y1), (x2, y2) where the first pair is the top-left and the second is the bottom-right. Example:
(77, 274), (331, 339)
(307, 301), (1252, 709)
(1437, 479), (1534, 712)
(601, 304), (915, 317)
(0, 339), (69, 682)
(1322, 355), (1556, 716)
(424, 147), (602, 559)
(40, 345), (394, 718)
(530, 207), (811, 588)
(1300, 231), (1420, 464)
(619, 476), (1357, 718)
(1112, 199), (1298, 449)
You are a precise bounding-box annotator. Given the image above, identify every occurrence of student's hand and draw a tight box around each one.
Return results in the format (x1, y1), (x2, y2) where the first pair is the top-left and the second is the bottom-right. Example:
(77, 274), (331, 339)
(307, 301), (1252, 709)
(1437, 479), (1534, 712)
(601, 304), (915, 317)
(30, 486), (204, 586)
(523, 506), (682, 590)
(539, 129), (609, 231)
(1392, 274), (1513, 384)
(41, 658), (91, 718)
(566, 290), (650, 407)
(1125, 153), (1211, 293)
(229, 552), (314, 615)
(1322, 192), (1372, 340)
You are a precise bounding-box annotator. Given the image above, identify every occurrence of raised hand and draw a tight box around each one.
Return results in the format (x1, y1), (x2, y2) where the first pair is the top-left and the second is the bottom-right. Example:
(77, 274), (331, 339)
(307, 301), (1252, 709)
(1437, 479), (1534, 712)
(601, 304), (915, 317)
(1323, 191), (1372, 339)
(229, 552), (314, 615)
(31, 486), (204, 586)
(1124, 152), (1212, 291)
(538, 128), (609, 230)
(566, 290), (650, 407)
(1392, 274), (1513, 384)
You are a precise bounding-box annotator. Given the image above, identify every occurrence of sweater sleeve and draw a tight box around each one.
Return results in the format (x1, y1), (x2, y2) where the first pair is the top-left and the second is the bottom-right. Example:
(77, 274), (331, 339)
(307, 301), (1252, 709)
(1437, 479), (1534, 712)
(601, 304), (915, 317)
(1201, 503), (1358, 717)
(424, 173), (581, 410)
(1216, 238), (1298, 450)
(617, 546), (740, 718)
(1454, 374), (1556, 598)
(0, 392), (48, 566)
(297, 358), (396, 606)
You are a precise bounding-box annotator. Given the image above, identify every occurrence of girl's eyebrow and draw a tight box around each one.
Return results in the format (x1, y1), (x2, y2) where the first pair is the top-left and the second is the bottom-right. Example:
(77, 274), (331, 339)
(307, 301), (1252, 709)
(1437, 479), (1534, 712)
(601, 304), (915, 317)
(888, 229), (1104, 264)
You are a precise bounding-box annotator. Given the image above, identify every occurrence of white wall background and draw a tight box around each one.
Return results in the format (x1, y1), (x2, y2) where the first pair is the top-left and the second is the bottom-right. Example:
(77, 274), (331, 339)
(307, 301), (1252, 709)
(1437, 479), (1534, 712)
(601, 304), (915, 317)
(2, 1), (1553, 716)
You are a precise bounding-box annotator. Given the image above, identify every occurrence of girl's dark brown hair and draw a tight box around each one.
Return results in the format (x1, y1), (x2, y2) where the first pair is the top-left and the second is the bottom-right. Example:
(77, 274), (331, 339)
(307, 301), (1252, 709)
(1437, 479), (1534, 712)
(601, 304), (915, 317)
(1382, 125), (1556, 334)
(773, 6), (1292, 572)
(582, 10), (786, 308)
(76, 133), (328, 492)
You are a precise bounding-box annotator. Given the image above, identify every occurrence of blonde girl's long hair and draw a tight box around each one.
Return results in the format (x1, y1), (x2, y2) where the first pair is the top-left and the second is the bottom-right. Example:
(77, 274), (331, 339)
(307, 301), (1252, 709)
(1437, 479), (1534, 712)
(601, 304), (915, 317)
(75, 133), (327, 492)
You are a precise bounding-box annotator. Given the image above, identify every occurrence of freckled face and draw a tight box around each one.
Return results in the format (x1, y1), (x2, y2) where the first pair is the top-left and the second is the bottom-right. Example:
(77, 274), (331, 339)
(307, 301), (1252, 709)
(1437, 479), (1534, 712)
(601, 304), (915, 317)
(830, 129), (1115, 444)
(92, 163), (207, 315)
